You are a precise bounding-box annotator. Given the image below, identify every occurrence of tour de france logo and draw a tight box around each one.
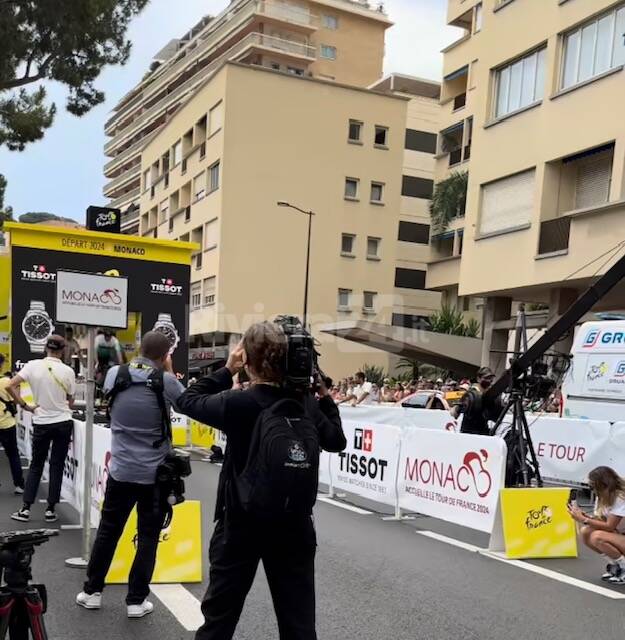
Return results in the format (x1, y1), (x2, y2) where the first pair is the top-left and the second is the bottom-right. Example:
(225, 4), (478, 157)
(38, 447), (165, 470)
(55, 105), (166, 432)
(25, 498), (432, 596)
(525, 505), (553, 530)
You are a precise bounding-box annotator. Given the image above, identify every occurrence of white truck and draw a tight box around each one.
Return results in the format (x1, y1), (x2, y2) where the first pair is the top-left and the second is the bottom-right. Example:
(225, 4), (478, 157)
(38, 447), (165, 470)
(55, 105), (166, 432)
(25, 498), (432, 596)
(562, 320), (625, 421)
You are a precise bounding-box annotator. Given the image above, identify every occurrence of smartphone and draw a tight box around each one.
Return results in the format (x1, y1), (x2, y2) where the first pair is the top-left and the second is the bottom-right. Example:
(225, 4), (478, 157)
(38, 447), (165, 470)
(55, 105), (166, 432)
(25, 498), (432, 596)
(569, 489), (578, 507)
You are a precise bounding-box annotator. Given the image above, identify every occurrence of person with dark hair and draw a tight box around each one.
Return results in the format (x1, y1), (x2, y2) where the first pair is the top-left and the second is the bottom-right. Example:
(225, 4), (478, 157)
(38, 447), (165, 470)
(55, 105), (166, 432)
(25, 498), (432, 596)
(0, 354), (24, 495)
(569, 466), (625, 584)
(338, 370), (372, 406)
(452, 366), (502, 435)
(63, 326), (83, 375)
(177, 321), (346, 640)
(76, 330), (185, 618)
(8, 335), (75, 522)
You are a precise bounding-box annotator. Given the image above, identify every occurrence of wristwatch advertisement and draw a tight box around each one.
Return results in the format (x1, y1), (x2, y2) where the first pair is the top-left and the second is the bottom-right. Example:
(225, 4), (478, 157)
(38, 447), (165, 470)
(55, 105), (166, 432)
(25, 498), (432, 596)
(152, 313), (180, 354)
(22, 301), (55, 354)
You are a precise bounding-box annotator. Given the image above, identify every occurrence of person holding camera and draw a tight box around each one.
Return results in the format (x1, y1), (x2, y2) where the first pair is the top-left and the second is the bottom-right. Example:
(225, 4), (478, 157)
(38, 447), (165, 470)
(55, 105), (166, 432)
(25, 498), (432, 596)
(0, 356), (25, 495)
(452, 366), (502, 435)
(177, 321), (346, 640)
(75, 331), (185, 618)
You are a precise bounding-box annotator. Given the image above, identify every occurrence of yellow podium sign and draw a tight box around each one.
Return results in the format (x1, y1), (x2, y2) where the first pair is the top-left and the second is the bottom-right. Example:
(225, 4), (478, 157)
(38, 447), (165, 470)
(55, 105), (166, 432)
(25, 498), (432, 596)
(499, 488), (578, 559)
(106, 500), (203, 584)
(191, 420), (216, 449)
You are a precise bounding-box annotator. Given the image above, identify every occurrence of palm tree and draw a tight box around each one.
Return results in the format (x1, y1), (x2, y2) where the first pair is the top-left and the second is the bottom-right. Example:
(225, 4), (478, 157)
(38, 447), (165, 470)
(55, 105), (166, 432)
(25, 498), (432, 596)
(395, 357), (420, 380)
(430, 170), (468, 234)
(428, 304), (481, 338)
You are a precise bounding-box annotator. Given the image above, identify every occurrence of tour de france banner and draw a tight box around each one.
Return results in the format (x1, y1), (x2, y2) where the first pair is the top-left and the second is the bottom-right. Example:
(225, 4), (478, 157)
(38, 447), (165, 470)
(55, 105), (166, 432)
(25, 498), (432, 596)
(398, 429), (507, 533)
(6, 223), (194, 376)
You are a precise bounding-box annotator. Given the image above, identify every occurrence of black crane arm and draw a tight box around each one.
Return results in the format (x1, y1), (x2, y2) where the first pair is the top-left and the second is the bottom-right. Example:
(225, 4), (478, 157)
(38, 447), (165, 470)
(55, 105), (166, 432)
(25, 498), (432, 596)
(486, 251), (625, 399)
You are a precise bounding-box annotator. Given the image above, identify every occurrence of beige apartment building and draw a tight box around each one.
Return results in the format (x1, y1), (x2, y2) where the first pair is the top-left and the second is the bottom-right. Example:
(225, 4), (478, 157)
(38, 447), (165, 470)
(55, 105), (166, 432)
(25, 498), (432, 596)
(103, 0), (392, 234)
(138, 62), (413, 377)
(429, 0), (625, 372)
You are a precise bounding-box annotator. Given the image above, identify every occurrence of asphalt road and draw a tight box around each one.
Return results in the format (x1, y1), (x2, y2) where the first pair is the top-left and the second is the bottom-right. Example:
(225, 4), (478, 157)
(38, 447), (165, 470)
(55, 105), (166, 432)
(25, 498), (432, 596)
(1, 454), (625, 640)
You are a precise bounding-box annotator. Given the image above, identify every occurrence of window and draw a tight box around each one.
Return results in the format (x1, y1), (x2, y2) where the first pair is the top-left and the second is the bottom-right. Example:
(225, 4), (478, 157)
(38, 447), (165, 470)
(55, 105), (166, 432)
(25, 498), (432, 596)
(209, 161), (220, 192)
(341, 233), (355, 255)
(363, 291), (377, 312)
(191, 283), (201, 310)
(287, 67), (304, 76)
(402, 176), (434, 199)
(203, 276), (216, 306)
(495, 47), (546, 118)
(205, 218), (218, 249)
(337, 288), (351, 310)
(143, 169), (151, 191)
(562, 6), (625, 90)
(348, 120), (362, 143)
(562, 145), (614, 210)
(322, 14), (339, 29)
(405, 129), (437, 153)
(159, 199), (168, 224)
(374, 126), (388, 147)
(479, 168), (536, 235)
(172, 141), (182, 166)
(320, 45), (337, 60)
(366, 237), (380, 259)
(395, 268), (426, 290)
(398, 221), (430, 244)
(474, 3), (483, 33)
(209, 101), (223, 135)
(345, 178), (359, 200)
(370, 182), (384, 203)
(194, 171), (206, 201)
(271, 62), (281, 70)
(392, 314), (429, 330)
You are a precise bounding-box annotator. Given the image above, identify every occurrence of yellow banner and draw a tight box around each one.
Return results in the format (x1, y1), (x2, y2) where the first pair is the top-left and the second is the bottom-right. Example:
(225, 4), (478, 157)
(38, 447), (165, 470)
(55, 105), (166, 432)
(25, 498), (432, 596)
(500, 487), (578, 559)
(191, 420), (217, 449)
(5, 222), (197, 266)
(106, 500), (203, 584)
(0, 250), (10, 373)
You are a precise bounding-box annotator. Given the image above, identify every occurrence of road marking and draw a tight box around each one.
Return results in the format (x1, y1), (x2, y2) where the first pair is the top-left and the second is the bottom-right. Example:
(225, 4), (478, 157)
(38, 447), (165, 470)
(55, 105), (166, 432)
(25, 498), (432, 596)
(416, 530), (625, 600)
(151, 584), (204, 631)
(317, 496), (372, 515)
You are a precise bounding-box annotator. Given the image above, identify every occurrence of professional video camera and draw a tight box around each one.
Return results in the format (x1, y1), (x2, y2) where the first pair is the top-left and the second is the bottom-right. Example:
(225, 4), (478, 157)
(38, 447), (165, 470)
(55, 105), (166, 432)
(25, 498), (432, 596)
(157, 449), (192, 527)
(0, 528), (58, 639)
(273, 315), (332, 393)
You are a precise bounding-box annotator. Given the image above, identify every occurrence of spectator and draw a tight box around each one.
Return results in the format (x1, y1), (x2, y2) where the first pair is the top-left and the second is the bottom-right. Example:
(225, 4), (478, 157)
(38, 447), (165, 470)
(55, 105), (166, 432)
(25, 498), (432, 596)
(339, 371), (373, 406)
(369, 383), (381, 404)
(63, 327), (83, 376)
(0, 355), (24, 495)
(569, 466), (625, 584)
(381, 383), (394, 403)
(95, 330), (123, 386)
(393, 382), (404, 403)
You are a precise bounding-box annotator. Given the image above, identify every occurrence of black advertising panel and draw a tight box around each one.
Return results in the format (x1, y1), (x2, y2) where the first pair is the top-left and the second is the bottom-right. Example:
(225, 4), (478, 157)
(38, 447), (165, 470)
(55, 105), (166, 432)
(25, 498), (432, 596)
(12, 246), (190, 375)
(86, 206), (122, 234)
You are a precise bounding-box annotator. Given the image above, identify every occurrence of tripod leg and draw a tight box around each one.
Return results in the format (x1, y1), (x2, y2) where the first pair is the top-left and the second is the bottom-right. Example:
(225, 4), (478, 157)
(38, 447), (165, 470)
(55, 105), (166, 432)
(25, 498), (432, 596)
(24, 589), (49, 640)
(515, 399), (530, 487)
(7, 599), (28, 640)
(520, 409), (543, 487)
(0, 595), (15, 640)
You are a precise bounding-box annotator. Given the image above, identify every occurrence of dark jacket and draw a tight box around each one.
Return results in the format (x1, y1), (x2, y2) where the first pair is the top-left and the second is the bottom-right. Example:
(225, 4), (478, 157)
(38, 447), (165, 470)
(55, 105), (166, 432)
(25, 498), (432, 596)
(177, 367), (346, 520)
(458, 384), (503, 436)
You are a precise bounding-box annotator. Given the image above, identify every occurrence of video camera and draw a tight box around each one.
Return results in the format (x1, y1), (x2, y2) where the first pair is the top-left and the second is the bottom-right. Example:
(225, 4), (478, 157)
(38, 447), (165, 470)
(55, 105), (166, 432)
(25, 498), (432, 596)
(157, 449), (192, 513)
(273, 315), (332, 393)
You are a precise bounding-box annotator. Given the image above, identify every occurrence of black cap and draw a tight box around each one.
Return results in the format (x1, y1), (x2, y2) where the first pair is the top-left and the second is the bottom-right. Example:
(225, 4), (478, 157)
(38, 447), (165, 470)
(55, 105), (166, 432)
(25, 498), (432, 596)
(477, 366), (495, 379)
(46, 335), (66, 351)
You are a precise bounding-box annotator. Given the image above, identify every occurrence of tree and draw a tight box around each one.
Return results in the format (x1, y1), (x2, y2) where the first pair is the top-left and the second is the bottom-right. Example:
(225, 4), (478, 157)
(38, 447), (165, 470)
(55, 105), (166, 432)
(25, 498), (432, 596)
(0, 0), (149, 150)
(361, 364), (386, 386)
(430, 171), (468, 234)
(0, 174), (13, 227)
(429, 304), (481, 338)
(18, 211), (77, 224)
(395, 358), (421, 381)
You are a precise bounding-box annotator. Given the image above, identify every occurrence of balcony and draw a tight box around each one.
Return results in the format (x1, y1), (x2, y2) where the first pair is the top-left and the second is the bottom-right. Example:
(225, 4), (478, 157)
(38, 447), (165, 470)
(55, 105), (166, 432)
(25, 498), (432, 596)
(104, 133), (158, 174)
(110, 187), (140, 210)
(447, 0), (478, 26)
(254, 1), (319, 30)
(105, 31), (315, 153)
(427, 255), (461, 291)
(103, 164), (141, 198)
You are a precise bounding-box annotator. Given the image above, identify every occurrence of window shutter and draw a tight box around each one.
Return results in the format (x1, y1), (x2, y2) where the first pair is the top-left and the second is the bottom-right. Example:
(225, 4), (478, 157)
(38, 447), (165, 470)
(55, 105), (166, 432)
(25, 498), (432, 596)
(205, 219), (218, 248)
(575, 151), (612, 209)
(480, 169), (535, 235)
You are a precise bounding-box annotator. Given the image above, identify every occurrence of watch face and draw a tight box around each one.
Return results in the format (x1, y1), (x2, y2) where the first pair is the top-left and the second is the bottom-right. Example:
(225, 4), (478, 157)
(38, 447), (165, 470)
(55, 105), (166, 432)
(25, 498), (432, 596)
(155, 325), (177, 348)
(24, 313), (51, 340)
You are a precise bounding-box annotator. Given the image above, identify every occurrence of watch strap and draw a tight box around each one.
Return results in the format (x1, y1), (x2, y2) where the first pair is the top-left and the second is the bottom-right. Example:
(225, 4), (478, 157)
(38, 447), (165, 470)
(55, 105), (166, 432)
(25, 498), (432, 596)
(30, 301), (46, 312)
(157, 313), (172, 323)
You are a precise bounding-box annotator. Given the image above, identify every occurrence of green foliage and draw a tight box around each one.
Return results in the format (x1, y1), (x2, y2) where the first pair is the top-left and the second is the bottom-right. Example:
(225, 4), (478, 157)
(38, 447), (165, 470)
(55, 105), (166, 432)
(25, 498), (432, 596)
(429, 171), (468, 234)
(429, 304), (481, 338)
(361, 364), (386, 386)
(18, 211), (76, 224)
(395, 358), (420, 380)
(0, 175), (13, 226)
(0, 0), (149, 150)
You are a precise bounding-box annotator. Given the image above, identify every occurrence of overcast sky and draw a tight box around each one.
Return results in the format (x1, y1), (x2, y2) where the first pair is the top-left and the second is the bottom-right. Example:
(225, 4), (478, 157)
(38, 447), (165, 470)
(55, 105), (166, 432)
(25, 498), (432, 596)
(0, 0), (459, 220)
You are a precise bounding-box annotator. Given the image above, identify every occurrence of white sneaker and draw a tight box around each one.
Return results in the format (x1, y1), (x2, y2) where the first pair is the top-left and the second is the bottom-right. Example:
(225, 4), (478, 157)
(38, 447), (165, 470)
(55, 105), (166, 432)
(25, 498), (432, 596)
(127, 600), (154, 618)
(11, 507), (30, 522)
(76, 592), (102, 610)
(13, 486), (24, 495)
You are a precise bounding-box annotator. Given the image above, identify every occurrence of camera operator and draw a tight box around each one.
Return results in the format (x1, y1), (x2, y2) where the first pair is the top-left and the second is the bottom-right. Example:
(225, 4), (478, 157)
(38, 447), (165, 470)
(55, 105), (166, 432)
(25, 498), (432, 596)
(75, 331), (184, 619)
(176, 321), (346, 640)
(0, 355), (25, 495)
(451, 366), (502, 435)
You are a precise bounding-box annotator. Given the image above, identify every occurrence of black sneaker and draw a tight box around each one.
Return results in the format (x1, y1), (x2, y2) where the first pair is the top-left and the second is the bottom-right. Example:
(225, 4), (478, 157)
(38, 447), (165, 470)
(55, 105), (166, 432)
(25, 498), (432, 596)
(602, 563), (618, 581)
(609, 566), (625, 584)
(11, 507), (30, 522)
(44, 509), (58, 523)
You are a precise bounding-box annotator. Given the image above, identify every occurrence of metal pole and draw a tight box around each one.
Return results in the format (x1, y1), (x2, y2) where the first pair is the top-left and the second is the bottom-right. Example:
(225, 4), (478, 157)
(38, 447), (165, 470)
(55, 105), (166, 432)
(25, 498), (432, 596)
(66, 326), (95, 568)
(303, 212), (312, 329)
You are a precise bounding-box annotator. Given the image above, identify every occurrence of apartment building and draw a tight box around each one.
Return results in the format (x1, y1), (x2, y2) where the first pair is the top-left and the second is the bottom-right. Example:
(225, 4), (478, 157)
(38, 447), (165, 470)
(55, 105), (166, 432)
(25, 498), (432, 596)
(138, 62), (409, 377)
(429, 0), (625, 372)
(371, 74), (443, 334)
(102, 0), (392, 234)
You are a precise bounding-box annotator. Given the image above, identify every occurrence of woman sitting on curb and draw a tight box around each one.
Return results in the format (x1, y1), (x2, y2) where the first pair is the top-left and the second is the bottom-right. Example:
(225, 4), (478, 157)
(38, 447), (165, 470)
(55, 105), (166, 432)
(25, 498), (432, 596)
(568, 466), (625, 584)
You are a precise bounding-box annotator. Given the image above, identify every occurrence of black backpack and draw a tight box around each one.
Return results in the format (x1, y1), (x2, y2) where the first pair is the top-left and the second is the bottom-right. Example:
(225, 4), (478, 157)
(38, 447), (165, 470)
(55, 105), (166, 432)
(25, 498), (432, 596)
(235, 398), (320, 517)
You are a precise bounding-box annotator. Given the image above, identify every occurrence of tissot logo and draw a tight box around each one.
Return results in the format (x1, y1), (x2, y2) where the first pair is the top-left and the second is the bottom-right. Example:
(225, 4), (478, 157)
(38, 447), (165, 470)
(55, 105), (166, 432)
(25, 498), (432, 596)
(339, 427), (387, 481)
(354, 428), (373, 452)
(150, 278), (183, 296)
(20, 264), (56, 283)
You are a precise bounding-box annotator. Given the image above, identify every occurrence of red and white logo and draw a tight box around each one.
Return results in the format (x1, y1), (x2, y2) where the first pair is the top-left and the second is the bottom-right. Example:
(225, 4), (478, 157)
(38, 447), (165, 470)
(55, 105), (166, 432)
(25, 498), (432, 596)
(21, 264), (56, 282)
(150, 277), (183, 296)
(354, 428), (373, 452)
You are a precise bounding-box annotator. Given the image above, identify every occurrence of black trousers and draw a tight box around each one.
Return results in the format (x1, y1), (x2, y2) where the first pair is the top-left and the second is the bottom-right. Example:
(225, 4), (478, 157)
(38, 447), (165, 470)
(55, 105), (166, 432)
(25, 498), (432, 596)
(0, 426), (24, 489)
(196, 515), (317, 640)
(84, 476), (166, 605)
(23, 420), (73, 507)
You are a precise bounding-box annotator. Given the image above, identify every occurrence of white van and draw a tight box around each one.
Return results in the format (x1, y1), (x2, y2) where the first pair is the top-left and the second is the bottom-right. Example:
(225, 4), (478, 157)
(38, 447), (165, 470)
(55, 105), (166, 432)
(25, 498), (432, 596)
(562, 320), (625, 421)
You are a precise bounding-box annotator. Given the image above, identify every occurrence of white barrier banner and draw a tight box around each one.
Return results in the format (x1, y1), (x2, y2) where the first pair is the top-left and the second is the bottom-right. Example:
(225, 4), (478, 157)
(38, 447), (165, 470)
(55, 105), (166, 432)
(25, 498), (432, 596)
(90, 423), (112, 524)
(528, 417), (612, 484)
(319, 449), (331, 487)
(61, 422), (83, 514)
(398, 430), (507, 533)
(339, 405), (457, 432)
(329, 420), (401, 505)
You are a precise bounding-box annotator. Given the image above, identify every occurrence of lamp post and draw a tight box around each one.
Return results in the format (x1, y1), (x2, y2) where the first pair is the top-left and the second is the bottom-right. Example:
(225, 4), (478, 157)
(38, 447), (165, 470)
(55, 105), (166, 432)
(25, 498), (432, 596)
(277, 201), (315, 328)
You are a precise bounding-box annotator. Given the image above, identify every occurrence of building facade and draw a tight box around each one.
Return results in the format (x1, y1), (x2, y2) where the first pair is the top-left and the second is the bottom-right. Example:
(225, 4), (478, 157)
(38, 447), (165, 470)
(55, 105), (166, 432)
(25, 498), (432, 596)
(102, 0), (392, 234)
(430, 0), (625, 371)
(138, 63), (410, 377)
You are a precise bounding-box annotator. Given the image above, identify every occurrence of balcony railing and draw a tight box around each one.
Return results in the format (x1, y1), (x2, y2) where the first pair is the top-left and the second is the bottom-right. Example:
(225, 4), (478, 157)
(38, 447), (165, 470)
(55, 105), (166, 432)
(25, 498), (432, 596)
(103, 164), (141, 196)
(104, 134), (157, 174)
(110, 187), (140, 210)
(256, 1), (319, 28)
(449, 148), (463, 167)
(105, 31), (315, 153)
(538, 217), (571, 255)
(453, 92), (466, 111)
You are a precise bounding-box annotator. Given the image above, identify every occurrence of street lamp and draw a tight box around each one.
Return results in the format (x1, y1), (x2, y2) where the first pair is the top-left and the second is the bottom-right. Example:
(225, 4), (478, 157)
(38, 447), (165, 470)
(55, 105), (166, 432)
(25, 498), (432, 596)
(277, 201), (315, 328)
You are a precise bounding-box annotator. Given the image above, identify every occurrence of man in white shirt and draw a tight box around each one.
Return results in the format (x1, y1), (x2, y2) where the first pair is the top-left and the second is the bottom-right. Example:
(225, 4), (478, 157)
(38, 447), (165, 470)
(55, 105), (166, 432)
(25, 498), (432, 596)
(339, 371), (373, 406)
(8, 335), (76, 523)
